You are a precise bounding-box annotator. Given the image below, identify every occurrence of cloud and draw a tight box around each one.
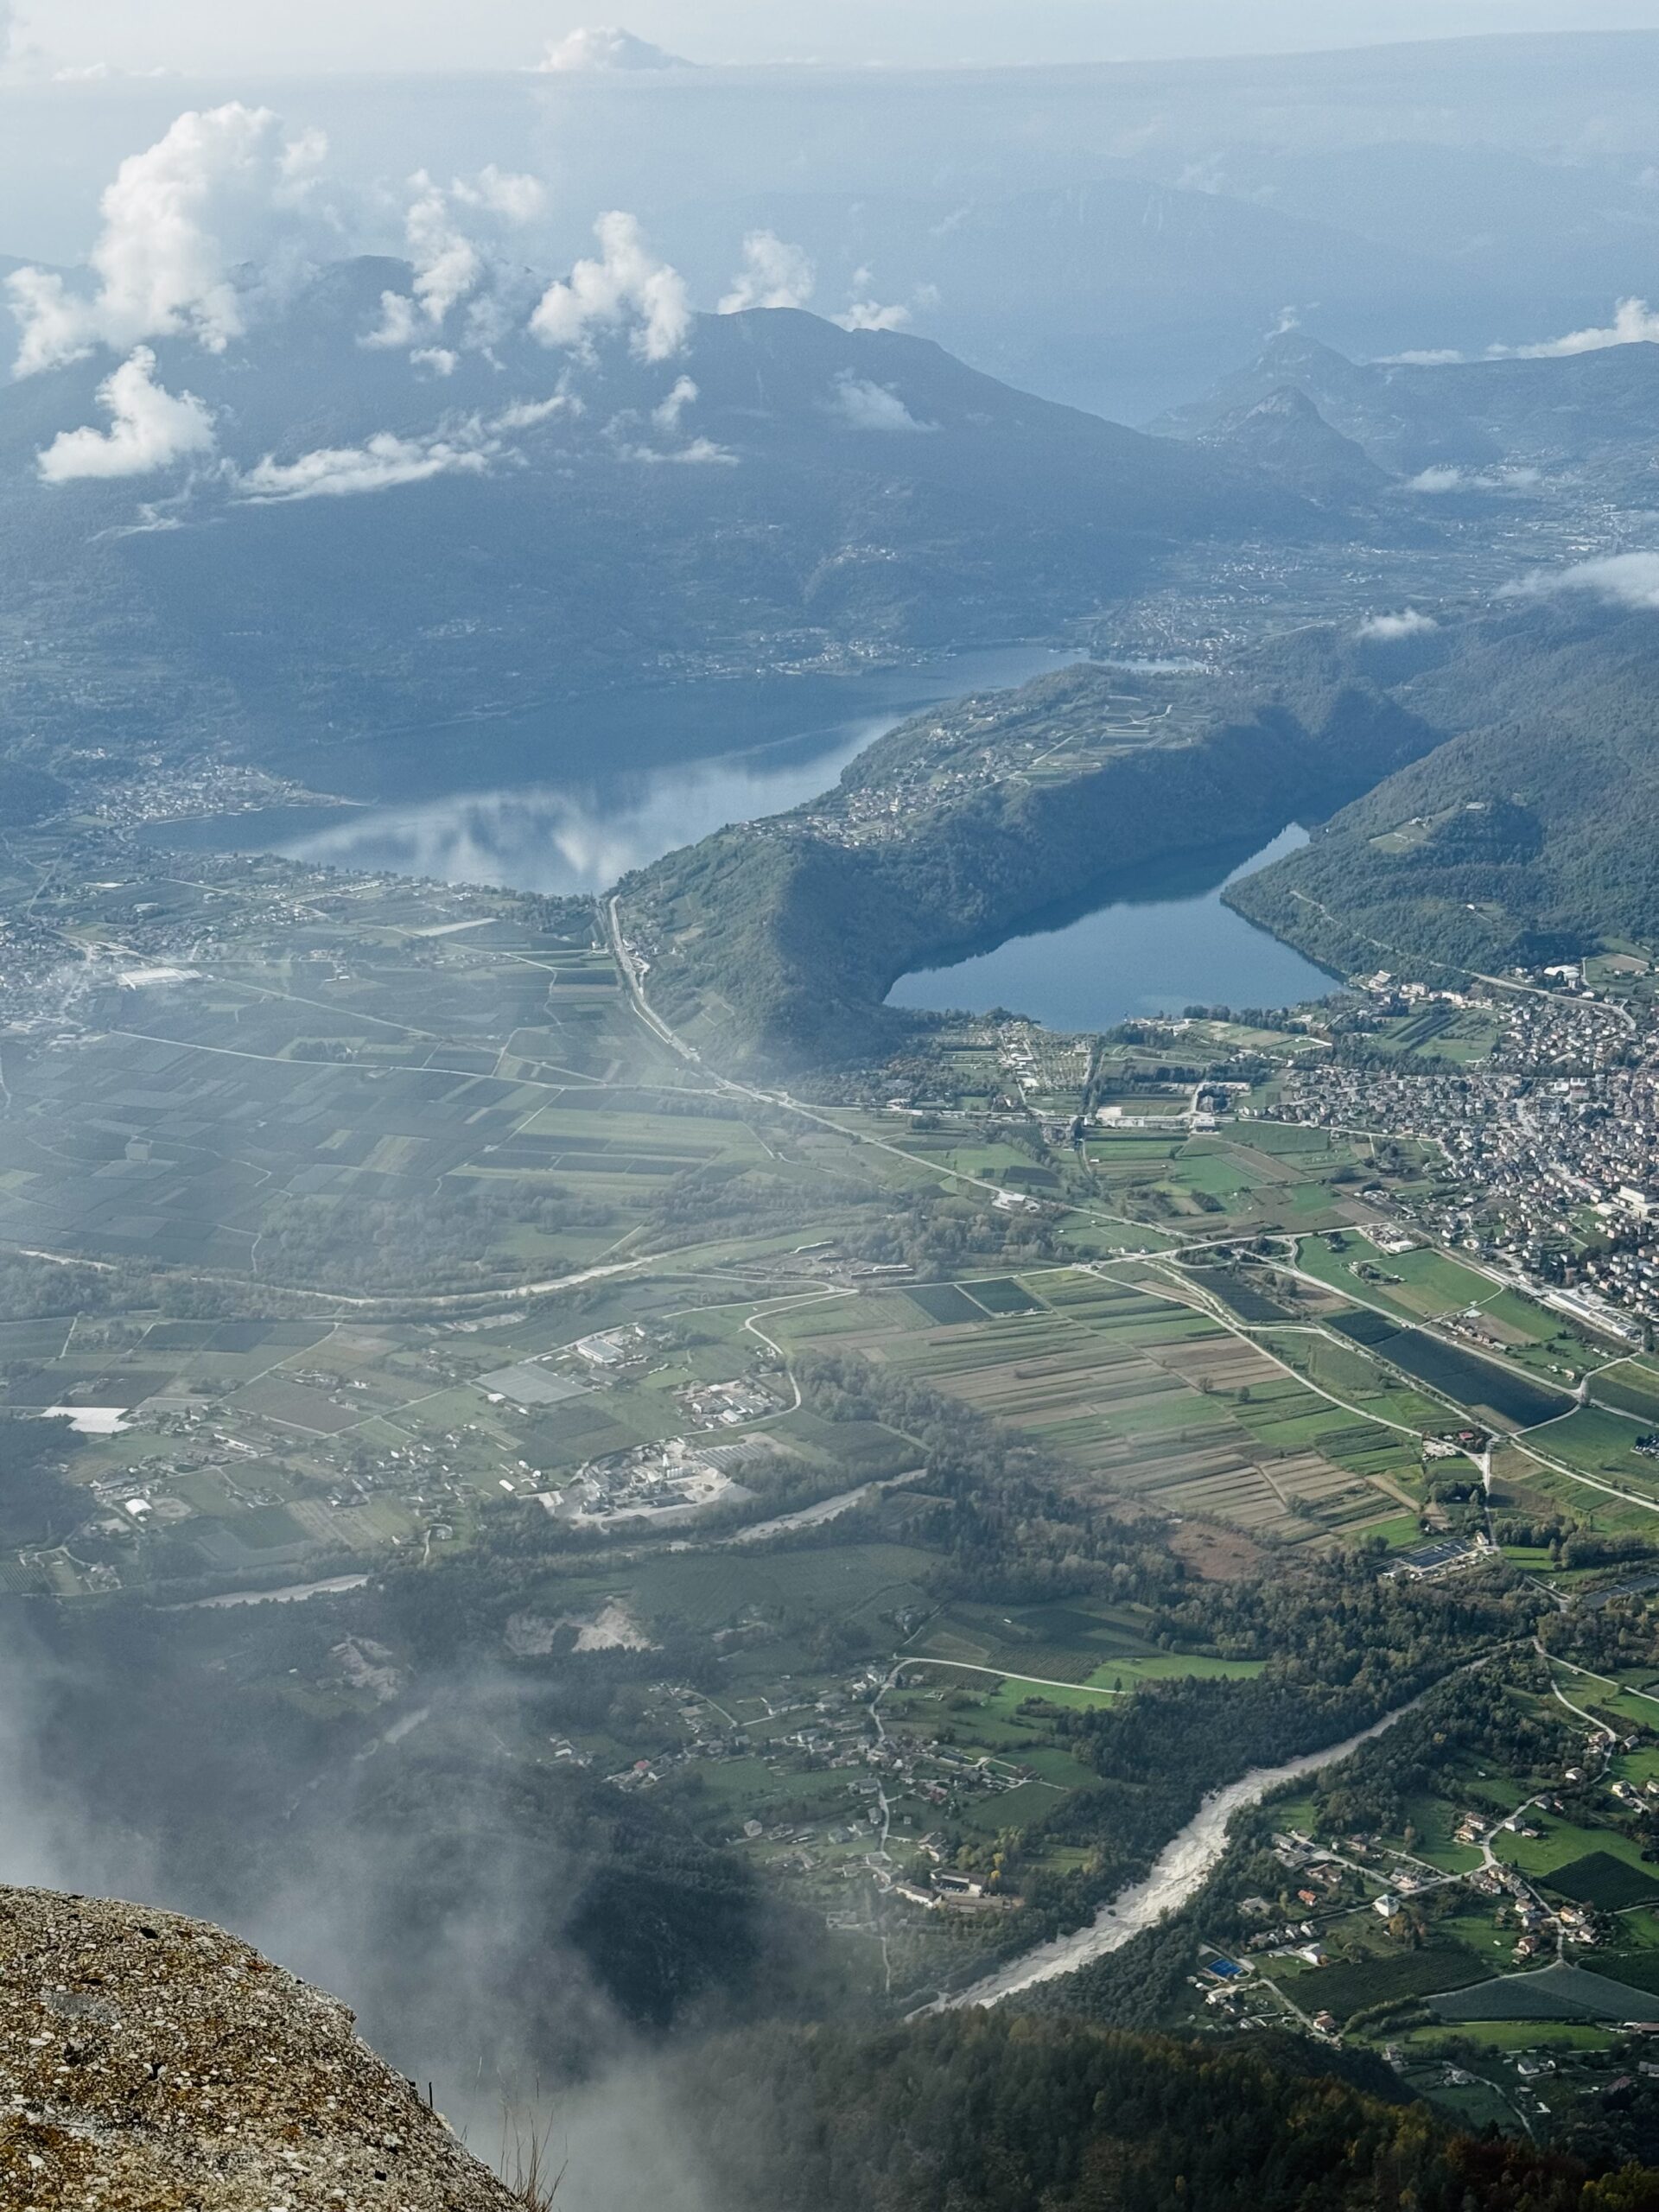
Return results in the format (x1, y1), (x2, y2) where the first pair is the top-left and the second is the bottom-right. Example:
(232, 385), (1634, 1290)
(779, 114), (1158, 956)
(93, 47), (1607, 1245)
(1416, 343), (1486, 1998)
(1506, 550), (1659, 611)
(1376, 347), (1465, 366)
(719, 231), (814, 315)
(537, 26), (690, 71)
(366, 167), (545, 353)
(233, 390), (576, 502)
(530, 212), (690, 363)
(1355, 608), (1439, 641)
(652, 376), (696, 433)
(617, 435), (737, 467)
(837, 300), (910, 333)
(1405, 463), (1541, 494)
(607, 382), (736, 465)
(36, 346), (218, 482)
(829, 372), (934, 432)
(491, 391), (581, 432)
(235, 429), (493, 502)
(453, 165), (547, 226)
(8, 103), (327, 378)
(833, 270), (938, 334)
(1491, 296), (1659, 359)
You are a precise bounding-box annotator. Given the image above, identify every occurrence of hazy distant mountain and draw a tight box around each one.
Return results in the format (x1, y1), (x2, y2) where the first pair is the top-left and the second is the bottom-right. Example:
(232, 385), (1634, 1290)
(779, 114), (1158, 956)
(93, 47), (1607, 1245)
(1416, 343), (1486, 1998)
(0, 268), (1340, 772)
(1193, 386), (1395, 505)
(1159, 326), (1659, 493)
(663, 177), (1452, 424)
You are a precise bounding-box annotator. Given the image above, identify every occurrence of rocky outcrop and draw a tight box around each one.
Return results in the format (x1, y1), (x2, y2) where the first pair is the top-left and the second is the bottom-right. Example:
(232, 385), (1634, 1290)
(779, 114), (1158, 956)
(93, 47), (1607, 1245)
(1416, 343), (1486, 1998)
(0, 1885), (518, 2210)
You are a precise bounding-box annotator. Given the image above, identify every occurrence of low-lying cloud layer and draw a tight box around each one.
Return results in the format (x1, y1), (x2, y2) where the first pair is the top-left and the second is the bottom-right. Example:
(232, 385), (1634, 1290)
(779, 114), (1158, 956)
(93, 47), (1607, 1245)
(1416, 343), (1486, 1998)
(830, 372), (934, 431)
(236, 429), (493, 502)
(1497, 296), (1659, 359)
(1509, 549), (1659, 610)
(1355, 607), (1439, 640)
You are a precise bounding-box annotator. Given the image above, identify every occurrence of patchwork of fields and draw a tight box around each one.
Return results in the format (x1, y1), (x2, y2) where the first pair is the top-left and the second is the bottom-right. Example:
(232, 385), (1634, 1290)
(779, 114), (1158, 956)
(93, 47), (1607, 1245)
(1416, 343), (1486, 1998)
(776, 1266), (1426, 1550)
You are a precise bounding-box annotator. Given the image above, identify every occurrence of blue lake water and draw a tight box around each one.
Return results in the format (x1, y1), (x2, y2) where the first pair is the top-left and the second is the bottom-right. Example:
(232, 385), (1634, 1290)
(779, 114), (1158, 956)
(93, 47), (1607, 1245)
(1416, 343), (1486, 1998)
(886, 824), (1334, 1029)
(142, 645), (1071, 899)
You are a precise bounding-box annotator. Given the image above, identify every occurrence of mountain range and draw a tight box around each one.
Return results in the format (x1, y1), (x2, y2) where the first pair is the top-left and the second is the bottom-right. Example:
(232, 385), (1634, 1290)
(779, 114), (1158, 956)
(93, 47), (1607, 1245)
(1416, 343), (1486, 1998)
(1164, 327), (1659, 485)
(0, 266), (1343, 773)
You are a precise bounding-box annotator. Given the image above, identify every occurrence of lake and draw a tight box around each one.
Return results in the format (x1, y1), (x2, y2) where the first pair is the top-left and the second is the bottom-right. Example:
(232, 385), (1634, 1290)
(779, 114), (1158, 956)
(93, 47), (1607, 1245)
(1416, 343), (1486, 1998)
(142, 645), (1071, 897)
(886, 823), (1334, 1030)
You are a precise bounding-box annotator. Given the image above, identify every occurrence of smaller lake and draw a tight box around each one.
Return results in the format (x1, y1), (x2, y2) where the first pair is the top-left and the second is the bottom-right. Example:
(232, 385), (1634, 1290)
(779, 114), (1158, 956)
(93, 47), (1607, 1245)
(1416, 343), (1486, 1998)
(886, 824), (1333, 1031)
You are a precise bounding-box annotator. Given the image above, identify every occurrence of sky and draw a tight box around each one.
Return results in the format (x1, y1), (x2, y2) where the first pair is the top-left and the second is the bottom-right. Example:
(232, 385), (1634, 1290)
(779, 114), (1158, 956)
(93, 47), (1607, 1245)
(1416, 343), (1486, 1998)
(16, 0), (1659, 75)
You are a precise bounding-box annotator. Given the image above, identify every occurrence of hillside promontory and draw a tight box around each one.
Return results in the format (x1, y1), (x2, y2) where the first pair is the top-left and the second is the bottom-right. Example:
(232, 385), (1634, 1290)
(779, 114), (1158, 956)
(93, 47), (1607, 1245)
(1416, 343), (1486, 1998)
(619, 658), (1443, 1070)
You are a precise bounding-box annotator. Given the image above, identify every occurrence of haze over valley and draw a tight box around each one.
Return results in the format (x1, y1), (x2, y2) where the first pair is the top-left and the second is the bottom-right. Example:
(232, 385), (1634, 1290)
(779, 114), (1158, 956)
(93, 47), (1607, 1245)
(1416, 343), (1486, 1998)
(18, 17), (1659, 2209)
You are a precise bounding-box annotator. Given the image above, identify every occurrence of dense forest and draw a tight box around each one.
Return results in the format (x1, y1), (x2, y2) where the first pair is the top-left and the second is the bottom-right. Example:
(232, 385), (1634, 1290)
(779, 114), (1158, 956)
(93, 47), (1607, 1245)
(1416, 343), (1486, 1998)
(1230, 601), (1659, 976)
(677, 2011), (1659, 2212)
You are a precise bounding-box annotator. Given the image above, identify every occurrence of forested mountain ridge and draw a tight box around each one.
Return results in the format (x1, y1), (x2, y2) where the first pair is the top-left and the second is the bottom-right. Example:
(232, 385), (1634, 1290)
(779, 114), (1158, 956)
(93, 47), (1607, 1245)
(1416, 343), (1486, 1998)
(1227, 601), (1659, 978)
(680, 2012), (1659, 2212)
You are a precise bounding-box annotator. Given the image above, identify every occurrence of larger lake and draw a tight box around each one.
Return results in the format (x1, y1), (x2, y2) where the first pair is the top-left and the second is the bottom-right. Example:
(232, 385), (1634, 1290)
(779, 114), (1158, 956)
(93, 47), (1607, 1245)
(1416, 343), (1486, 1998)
(143, 646), (1070, 897)
(887, 824), (1334, 1030)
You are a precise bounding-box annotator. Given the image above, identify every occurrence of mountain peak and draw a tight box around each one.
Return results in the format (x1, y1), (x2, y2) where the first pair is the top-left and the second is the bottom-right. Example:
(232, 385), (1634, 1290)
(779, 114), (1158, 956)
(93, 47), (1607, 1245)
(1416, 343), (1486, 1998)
(1255, 328), (1363, 381)
(1199, 380), (1391, 500)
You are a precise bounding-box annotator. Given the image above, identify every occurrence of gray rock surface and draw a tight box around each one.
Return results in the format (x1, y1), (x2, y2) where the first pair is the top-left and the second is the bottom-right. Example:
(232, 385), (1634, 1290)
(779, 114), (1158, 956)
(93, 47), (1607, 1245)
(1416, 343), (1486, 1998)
(0, 1885), (520, 2209)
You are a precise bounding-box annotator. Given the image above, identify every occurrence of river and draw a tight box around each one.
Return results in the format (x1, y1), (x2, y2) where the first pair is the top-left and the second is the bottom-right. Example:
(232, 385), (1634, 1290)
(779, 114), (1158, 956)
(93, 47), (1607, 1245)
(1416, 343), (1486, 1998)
(141, 645), (1070, 897)
(935, 1690), (1432, 2012)
(887, 823), (1334, 1031)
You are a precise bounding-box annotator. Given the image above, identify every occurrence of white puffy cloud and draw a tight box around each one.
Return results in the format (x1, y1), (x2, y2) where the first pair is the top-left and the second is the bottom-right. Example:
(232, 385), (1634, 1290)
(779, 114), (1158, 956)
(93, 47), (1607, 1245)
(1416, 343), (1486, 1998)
(837, 301), (910, 333)
(234, 429), (493, 503)
(453, 165), (547, 226)
(537, 26), (690, 71)
(8, 103), (327, 378)
(530, 212), (690, 363)
(829, 372), (934, 432)
(1492, 297), (1659, 359)
(1506, 550), (1659, 610)
(1355, 608), (1439, 641)
(719, 231), (815, 315)
(36, 346), (217, 482)
(832, 268), (938, 334)
(366, 167), (545, 352)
